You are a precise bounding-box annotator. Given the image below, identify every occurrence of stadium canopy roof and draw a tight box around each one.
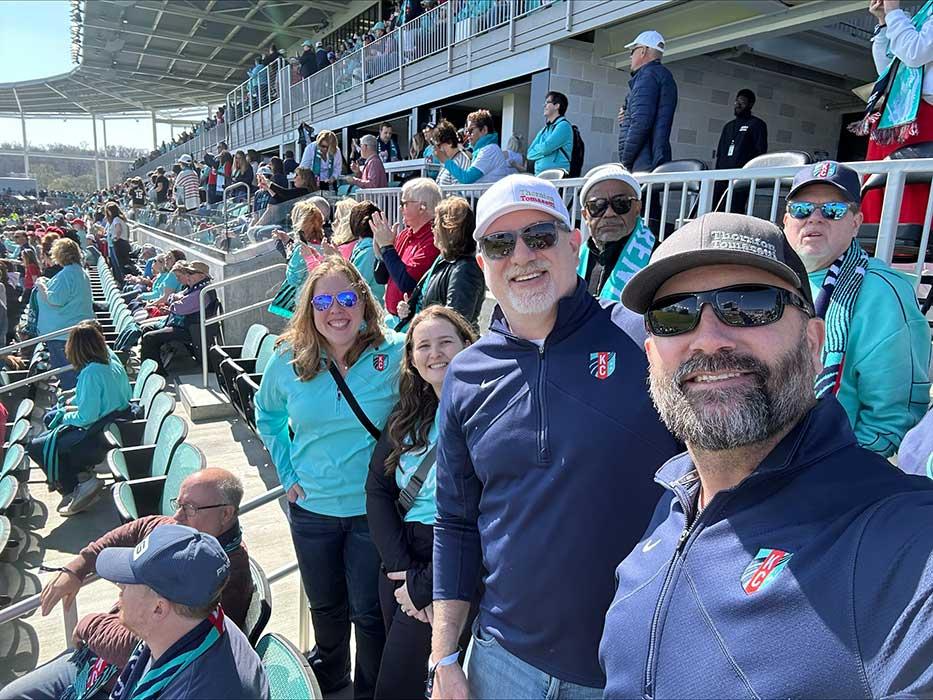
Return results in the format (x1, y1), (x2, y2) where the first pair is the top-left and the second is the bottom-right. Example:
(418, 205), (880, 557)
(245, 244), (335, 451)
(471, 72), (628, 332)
(0, 0), (375, 116)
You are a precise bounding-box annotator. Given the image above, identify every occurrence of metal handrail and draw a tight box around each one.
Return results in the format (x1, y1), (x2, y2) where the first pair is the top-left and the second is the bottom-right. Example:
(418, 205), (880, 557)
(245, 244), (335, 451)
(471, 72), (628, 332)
(222, 181), (251, 237)
(0, 364), (75, 395)
(198, 263), (287, 386)
(0, 323), (85, 356)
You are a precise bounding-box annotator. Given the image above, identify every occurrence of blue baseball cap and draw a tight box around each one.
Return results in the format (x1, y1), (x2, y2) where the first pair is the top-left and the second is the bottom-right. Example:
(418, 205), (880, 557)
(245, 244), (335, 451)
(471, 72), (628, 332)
(787, 160), (861, 205)
(96, 524), (230, 607)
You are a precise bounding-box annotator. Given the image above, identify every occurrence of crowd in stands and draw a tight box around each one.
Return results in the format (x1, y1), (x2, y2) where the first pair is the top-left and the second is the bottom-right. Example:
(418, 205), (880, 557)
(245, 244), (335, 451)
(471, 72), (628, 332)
(129, 106), (226, 171)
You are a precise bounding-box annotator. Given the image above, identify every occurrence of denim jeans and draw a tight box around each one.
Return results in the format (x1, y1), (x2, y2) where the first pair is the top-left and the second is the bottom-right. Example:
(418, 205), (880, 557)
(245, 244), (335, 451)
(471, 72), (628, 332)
(0, 650), (110, 700)
(288, 503), (385, 700)
(46, 339), (77, 390)
(466, 620), (603, 700)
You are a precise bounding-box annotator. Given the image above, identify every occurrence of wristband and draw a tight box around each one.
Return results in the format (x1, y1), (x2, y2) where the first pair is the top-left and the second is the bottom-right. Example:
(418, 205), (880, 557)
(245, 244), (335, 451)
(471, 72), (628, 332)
(426, 648), (461, 697)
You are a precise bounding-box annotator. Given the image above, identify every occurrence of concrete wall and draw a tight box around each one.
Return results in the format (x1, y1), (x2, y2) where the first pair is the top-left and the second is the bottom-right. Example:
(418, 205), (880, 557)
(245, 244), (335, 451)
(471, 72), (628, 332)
(546, 39), (858, 172)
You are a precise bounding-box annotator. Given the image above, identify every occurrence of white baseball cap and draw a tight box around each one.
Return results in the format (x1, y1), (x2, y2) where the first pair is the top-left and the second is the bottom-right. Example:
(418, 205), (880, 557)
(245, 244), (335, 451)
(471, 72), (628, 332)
(625, 30), (665, 53)
(177, 153), (193, 165)
(580, 163), (642, 203)
(474, 174), (572, 241)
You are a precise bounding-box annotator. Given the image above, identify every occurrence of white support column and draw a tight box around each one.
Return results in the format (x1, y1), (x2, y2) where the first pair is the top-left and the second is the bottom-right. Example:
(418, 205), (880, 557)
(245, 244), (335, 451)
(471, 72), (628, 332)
(19, 112), (29, 178)
(151, 111), (158, 150)
(102, 118), (111, 188)
(92, 114), (101, 190)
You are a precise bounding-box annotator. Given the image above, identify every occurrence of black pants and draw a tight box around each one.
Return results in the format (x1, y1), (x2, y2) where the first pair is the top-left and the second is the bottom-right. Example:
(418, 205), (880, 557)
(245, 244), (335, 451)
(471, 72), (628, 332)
(140, 325), (191, 372)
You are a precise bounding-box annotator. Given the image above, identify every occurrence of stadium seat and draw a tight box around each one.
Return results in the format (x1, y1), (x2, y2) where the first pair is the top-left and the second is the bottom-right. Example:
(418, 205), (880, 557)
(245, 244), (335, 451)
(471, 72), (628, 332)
(0, 516), (25, 563)
(5, 419), (31, 447)
(107, 414), (187, 481)
(0, 445), (28, 482)
(131, 373), (167, 416)
(130, 359), (160, 400)
(0, 475), (17, 514)
(112, 442), (205, 523)
(211, 323), (269, 397)
(6, 398), (33, 426)
(105, 392), (176, 450)
(245, 556), (273, 646)
(230, 334), (279, 428)
(255, 633), (323, 700)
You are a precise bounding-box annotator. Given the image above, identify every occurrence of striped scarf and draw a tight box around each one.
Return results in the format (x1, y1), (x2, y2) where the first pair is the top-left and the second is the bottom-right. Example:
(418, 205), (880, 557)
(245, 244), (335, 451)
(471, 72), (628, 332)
(813, 239), (868, 398)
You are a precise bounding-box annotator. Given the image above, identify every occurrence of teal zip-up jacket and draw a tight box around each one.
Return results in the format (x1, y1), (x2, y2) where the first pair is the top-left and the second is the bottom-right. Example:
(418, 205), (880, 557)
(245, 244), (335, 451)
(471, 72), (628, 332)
(139, 271), (182, 302)
(527, 116), (573, 174)
(348, 238), (385, 304)
(61, 352), (131, 428)
(809, 258), (930, 457)
(36, 263), (94, 338)
(255, 333), (404, 517)
(285, 244), (309, 288)
(443, 133), (513, 184)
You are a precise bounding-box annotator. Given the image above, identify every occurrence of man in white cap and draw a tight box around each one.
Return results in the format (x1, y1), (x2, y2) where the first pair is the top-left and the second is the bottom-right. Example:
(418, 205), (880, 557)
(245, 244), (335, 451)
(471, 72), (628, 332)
(428, 174), (680, 699)
(299, 39), (317, 78)
(578, 163), (655, 300)
(173, 153), (200, 213)
(618, 29), (678, 172)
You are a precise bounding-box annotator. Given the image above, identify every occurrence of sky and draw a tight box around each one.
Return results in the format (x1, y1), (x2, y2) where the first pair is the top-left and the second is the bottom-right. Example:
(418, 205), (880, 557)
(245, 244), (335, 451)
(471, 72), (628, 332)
(0, 1), (195, 152)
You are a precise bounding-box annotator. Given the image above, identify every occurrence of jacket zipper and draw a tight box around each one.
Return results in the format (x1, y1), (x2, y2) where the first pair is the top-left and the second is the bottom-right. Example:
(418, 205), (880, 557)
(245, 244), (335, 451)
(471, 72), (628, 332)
(644, 472), (700, 700)
(536, 343), (549, 463)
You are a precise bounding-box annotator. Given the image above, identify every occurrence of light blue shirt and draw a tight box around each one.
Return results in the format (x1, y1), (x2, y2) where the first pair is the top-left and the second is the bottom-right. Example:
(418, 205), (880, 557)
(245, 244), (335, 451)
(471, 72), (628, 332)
(255, 332), (404, 517)
(36, 263), (93, 337)
(348, 238), (385, 305)
(61, 351), (131, 428)
(395, 419), (438, 525)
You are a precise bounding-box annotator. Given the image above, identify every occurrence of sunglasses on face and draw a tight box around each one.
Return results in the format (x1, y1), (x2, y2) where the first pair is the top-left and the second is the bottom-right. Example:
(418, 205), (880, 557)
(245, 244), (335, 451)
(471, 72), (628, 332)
(479, 221), (568, 260)
(312, 290), (359, 312)
(786, 201), (852, 221)
(645, 284), (813, 337)
(585, 194), (637, 217)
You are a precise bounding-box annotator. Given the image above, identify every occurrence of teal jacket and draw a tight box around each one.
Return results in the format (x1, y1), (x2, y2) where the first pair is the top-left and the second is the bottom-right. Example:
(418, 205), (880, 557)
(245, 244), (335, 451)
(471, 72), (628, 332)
(139, 271), (182, 302)
(349, 238), (385, 304)
(61, 352), (131, 428)
(285, 244), (309, 288)
(527, 116), (573, 174)
(36, 263), (94, 338)
(255, 333), (404, 517)
(809, 258), (931, 457)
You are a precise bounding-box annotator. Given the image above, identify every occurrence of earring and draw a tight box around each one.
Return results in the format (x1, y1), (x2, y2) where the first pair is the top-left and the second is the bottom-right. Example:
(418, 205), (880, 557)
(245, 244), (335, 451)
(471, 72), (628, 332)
(358, 320), (368, 332)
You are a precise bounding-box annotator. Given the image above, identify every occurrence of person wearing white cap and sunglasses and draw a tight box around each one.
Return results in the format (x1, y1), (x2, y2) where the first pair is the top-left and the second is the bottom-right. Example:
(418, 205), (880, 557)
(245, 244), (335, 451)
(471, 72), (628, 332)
(173, 154), (200, 213)
(428, 174), (679, 699)
(618, 29), (677, 173)
(577, 163), (655, 300)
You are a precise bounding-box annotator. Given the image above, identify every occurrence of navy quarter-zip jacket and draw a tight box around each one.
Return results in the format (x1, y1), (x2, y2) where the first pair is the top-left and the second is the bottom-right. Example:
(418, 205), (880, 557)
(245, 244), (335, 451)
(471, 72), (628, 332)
(433, 279), (681, 686)
(600, 397), (933, 699)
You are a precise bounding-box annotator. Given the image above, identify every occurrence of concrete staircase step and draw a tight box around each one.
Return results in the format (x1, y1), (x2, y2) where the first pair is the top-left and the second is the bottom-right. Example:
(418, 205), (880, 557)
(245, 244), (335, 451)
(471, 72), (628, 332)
(176, 374), (235, 421)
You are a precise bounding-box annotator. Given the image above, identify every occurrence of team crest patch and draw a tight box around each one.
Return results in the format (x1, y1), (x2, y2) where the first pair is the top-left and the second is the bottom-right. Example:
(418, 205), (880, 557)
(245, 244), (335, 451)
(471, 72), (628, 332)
(741, 548), (793, 595)
(813, 161), (836, 179)
(589, 352), (616, 380)
(372, 354), (387, 372)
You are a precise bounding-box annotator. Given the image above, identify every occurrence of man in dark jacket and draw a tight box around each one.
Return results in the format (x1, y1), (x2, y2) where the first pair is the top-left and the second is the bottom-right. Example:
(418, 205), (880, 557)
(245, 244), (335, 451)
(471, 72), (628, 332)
(618, 30), (678, 172)
(714, 89), (768, 212)
(2, 469), (252, 700)
(298, 39), (317, 78)
(428, 175), (680, 699)
(602, 212), (933, 699)
(315, 41), (328, 72)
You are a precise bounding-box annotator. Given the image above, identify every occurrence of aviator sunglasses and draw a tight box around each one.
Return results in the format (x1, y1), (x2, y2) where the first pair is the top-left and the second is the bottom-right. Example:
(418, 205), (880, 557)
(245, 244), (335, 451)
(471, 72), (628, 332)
(478, 221), (568, 260)
(645, 284), (814, 337)
(312, 290), (359, 312)
(786, 201), (853, 221)
(584, 194), (637, 218)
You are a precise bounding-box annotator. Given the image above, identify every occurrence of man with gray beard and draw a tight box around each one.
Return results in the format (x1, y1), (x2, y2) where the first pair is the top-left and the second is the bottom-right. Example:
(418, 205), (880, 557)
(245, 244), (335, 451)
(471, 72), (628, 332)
(600, 212), (933, 699)
(429, 175), (680, 699)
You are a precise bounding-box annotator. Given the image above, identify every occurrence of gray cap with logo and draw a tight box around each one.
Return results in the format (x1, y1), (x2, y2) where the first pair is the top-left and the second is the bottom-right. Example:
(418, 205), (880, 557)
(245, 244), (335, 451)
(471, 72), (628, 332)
(621, 212), (812, 313)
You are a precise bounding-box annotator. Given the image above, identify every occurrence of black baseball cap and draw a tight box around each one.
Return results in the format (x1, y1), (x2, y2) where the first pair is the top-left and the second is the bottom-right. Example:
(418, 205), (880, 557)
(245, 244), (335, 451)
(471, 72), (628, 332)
(621, 212), (812, 313)
(786, 160), (861, 204)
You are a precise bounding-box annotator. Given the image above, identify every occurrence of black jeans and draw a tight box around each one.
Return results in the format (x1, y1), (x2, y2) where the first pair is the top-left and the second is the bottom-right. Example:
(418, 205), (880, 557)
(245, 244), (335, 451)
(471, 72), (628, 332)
(289, 504), (385, 700)
(140, 325), (191, 373)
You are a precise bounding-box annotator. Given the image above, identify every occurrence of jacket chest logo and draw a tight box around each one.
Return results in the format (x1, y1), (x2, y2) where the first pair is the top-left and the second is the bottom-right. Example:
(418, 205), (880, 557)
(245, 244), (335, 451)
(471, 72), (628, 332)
(589, 352), (616, 380)
(741, 548), (793, 595)
(372, 353), (387, 372)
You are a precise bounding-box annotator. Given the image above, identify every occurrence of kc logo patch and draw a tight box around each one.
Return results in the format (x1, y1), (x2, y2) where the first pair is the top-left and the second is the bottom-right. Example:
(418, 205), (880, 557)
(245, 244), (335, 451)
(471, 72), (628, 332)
(372, 354), (387, 372)
(813, 161), (836, 179)
(741, 548), (793, 595)
(589, 352), (616, 380)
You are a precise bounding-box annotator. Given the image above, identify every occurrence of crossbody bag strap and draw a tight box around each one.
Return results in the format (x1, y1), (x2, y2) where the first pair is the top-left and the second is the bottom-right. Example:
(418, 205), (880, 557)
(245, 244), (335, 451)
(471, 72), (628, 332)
(329, 362), (381, 440)
(397, 444), (438, 513)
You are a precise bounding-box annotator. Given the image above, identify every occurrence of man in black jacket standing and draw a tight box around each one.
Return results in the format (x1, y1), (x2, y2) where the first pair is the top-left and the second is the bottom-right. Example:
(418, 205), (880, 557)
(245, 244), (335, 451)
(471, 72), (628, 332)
(298, 40), (317, 79)
(714, 89), (768, 213)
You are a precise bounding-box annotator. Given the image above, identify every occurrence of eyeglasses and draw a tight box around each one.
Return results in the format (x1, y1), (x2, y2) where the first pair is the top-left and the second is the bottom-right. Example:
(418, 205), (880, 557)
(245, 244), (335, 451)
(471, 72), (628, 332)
(465, 127), (476, 135)
(630, 46), (645, 56)
(400, 199), (420, 208)
(170, 498), (230, 517)
(584, 194), (638, 217)
(786, 201), (853, 221)
(312, 290), (359, 311)
(479, 221), (567, 260)
(645, 284), (814, 337)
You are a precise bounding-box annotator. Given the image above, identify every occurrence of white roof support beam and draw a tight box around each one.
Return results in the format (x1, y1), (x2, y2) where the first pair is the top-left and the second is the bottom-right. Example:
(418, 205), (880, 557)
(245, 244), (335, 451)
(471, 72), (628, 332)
(112, 0), (313, 39)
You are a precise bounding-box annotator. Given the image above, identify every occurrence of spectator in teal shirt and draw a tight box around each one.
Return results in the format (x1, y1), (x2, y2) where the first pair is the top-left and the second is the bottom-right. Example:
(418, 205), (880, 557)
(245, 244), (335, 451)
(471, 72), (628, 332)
(527, 91), (574, 175)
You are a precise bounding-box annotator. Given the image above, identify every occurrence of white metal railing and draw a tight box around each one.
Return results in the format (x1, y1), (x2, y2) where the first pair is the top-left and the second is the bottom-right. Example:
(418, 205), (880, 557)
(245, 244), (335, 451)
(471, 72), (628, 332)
(227, 58), (283, 123)
(198, 263), (287, 385)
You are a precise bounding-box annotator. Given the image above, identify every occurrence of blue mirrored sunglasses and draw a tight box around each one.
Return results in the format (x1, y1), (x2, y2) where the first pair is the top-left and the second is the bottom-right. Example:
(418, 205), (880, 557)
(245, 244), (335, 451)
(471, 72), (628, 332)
(787, 201), (852, 221)
(312, 290), (359, 312)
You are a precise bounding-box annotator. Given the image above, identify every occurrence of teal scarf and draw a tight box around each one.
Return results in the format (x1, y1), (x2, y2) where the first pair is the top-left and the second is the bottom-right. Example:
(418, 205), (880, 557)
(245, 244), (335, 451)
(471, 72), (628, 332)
(576, 218), (655, 301)
(851, 0), (933, 144)
(311, 146), (335, 178)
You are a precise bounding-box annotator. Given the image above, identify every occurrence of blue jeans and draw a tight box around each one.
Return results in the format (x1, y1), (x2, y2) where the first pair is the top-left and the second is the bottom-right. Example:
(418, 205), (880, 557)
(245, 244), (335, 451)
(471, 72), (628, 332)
(466, 620), (603, 700)
(288, 503), (385, 700)
(0, 650), (110, 700)
(46, 339), (76, 390)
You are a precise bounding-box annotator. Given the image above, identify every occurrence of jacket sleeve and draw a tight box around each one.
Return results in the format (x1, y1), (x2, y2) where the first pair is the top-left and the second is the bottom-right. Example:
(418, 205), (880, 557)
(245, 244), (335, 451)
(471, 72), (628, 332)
(620, 73), (660, 169)
(527, 119), (573, 160)
(443, 158), (484, 184)
(433, 370), (482, 602)
(754, 119), (768, 158)
(365, 430), (414, 573)
(653, 70), (678, 165)
(59, 369), (103, 428)
(374, 257), (390, 285)
(407, 559), (433, 611)
(381, 246), (419, 294)
(883, 8), (933, 69)
(443, 260), (485, 321)
(71, 515), (171, 579)
(255, 354), (301, 493)
(76, 611), (140, 667)
(715, 123), (731, 168)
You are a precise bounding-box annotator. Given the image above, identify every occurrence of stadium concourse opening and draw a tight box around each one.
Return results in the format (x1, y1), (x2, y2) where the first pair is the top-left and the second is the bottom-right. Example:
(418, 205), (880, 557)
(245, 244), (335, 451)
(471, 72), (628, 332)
(3, 0), (933, 697)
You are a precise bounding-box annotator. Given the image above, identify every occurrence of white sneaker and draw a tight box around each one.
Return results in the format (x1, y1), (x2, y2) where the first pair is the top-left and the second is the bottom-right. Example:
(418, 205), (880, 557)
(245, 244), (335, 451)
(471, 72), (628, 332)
(59, 478), (104, 516)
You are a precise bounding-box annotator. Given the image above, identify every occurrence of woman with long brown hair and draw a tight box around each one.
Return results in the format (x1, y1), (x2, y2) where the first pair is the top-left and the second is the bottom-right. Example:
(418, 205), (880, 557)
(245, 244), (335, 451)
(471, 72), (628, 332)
(365, 306), (477, 699)
(256, 256), (404, 698)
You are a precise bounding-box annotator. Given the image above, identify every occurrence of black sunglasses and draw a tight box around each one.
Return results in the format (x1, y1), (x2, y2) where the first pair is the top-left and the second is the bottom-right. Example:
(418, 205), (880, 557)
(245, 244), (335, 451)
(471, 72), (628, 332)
(479, 221), (568, 260)
(645, 284), (814, 337)
(585, 194), (637, 217)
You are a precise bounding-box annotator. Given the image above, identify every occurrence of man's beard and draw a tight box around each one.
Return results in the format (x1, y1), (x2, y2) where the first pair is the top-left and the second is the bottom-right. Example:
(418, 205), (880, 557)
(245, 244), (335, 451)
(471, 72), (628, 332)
(591, 217), (633, 247)
(502, 260), (557, 315)
(649, 331), (816, 451)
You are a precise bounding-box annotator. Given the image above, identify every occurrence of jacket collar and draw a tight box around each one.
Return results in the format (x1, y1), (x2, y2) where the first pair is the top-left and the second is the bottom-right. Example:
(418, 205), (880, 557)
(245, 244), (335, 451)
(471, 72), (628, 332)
(490, 278), (595, 346)
(631, 58), (662, 79)
(655, 396), (858, 492)
(475, 132), (499, 150)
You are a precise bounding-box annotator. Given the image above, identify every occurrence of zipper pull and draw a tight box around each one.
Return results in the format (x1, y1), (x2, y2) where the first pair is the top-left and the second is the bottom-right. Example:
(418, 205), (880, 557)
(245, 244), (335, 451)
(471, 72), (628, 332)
(677, 527), (690, 549)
